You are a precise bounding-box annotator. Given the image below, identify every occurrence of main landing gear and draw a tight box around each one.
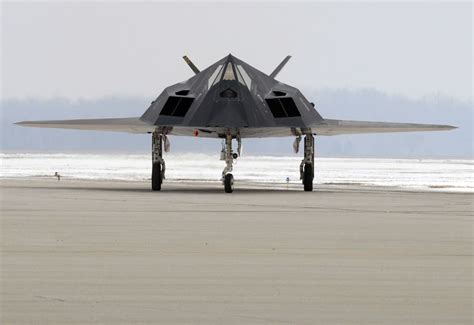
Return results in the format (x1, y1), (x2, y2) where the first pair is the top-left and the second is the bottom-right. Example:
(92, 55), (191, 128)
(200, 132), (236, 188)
(221, 133), (240, 193)
(151, 130), (313, 193)
(151, 131), (167, 191)
(299, 134), (315, 192)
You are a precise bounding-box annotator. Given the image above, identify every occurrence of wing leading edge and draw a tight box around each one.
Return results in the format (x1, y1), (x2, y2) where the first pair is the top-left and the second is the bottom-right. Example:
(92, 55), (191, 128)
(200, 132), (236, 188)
(15, 117), (155, 133)
(311, 119), (456, 136)
(15, 117), (456, 137)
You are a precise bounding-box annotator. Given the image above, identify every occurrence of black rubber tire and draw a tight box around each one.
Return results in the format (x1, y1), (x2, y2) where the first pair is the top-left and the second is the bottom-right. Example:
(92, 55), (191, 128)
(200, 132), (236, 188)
(303, 163), (313, 192)
(152, 162), (162, 191)
(224, 173), (234, 193)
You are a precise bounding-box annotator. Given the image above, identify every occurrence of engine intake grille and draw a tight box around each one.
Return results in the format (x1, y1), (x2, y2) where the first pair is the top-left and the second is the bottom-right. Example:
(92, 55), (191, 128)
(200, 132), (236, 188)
(266, 98), (300, 118)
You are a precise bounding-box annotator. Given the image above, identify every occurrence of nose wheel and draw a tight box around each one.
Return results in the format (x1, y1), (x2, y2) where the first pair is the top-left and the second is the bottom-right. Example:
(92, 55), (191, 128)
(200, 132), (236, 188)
(224, 173), (234, 193)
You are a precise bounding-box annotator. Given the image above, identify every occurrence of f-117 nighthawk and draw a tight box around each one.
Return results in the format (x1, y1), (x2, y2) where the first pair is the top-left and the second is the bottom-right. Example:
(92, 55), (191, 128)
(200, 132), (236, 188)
(17, 54), (455, 192)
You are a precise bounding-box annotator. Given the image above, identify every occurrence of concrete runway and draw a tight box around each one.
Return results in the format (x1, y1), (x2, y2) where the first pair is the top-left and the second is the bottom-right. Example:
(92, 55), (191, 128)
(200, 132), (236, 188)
(1, 179), (472, 324)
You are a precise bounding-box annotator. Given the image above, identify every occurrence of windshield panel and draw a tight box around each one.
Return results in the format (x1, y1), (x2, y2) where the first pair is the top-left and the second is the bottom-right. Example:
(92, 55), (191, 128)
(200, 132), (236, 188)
(236, 65), (251, 90)
(208, 64), (223, 89)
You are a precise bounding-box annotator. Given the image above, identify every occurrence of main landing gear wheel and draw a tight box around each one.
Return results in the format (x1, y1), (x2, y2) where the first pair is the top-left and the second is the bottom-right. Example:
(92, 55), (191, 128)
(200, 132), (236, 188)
(151, 131), (167, 192)
(152, 162), (162, 191)
(224, 173), (234, 193)
(299, 134), (315, 192)
(303, 163), (313, 192)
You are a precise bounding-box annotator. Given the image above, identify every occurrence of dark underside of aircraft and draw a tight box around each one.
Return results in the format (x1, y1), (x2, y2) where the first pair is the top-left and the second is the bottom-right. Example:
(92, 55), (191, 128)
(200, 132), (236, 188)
(17, 54), (456, 193)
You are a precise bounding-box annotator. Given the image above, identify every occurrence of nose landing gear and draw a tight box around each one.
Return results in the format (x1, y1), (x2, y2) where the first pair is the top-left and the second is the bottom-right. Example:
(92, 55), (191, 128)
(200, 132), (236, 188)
(221, 132), (239, 193)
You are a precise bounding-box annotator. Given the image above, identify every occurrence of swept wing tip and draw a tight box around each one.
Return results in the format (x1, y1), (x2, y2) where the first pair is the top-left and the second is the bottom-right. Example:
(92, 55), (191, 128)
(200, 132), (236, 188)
(15, 121), (45, 128)
(438, 124), (457, 130)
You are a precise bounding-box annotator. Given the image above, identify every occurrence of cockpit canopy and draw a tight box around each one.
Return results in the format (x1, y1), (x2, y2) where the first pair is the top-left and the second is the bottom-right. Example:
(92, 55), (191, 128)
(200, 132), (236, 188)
(207, 62), (252, 91)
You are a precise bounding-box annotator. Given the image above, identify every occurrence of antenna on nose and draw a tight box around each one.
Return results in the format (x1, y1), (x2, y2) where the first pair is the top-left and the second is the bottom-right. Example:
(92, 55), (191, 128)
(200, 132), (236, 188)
(182, 55), (200, 75)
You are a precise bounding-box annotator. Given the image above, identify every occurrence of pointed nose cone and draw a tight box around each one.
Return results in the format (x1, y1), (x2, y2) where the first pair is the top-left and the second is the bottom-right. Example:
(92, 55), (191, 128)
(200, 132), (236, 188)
(220, 53), (237, 63)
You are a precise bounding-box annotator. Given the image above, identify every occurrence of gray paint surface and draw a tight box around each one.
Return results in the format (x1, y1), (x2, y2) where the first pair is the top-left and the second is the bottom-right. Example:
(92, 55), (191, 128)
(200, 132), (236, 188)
(16, 55), (456, 138)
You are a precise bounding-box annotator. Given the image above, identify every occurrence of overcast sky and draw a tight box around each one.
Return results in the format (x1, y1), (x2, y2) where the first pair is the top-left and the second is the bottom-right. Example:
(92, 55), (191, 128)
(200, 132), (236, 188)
(1, 1), (472, 101)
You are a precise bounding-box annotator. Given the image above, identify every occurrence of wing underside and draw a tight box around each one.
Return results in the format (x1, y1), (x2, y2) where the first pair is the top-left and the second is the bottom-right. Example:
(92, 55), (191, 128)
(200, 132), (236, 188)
(311, 119), (456, 135)
(15, 117), (455, 137)
(15, 117), (156, 133)
(15, 118), (294, 138)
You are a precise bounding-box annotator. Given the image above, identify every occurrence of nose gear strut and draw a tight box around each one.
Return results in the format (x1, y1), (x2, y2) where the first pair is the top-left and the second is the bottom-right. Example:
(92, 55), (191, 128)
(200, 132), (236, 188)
(221, 132), (240, 193)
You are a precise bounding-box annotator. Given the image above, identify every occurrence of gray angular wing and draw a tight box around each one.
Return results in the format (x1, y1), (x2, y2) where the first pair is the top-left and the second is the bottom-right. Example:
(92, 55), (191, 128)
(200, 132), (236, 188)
(15, 117), (456, 137)
(15, 117), (155, 133)
(311, 119), (456, 135)
(14, 117), (293, 138)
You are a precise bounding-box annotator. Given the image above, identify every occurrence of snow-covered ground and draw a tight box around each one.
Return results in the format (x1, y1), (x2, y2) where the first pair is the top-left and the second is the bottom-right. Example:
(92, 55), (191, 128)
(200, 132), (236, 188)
(1, 153), (472, 192)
